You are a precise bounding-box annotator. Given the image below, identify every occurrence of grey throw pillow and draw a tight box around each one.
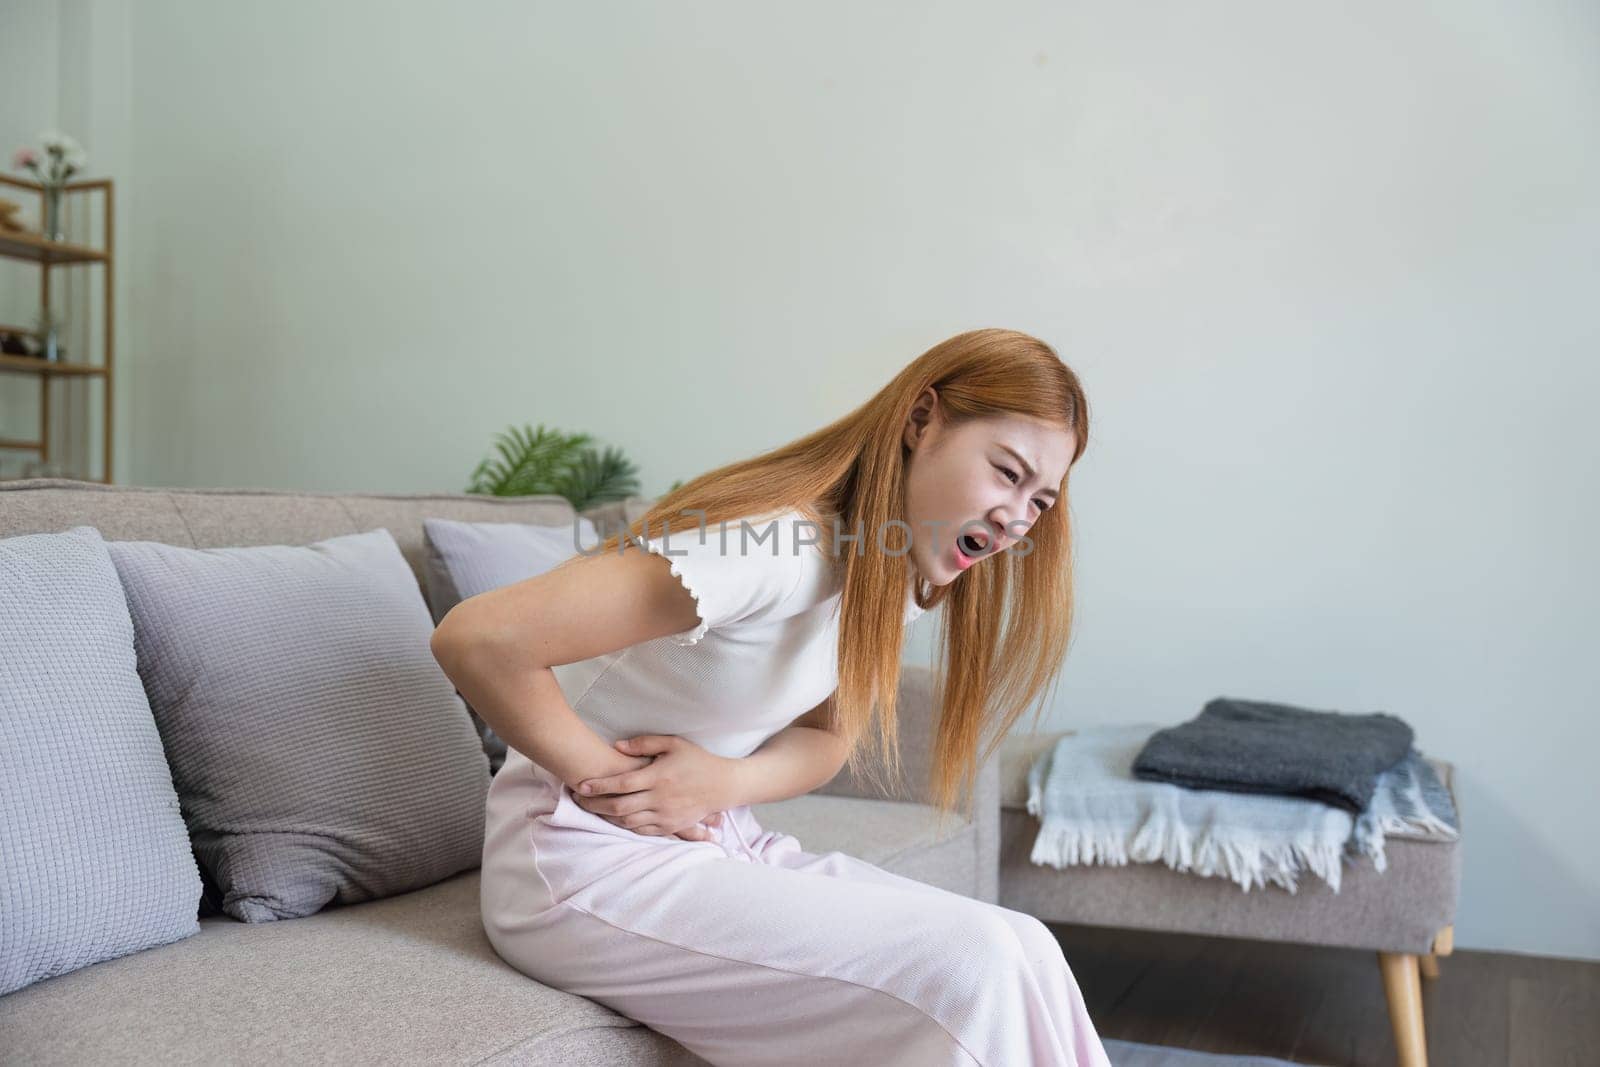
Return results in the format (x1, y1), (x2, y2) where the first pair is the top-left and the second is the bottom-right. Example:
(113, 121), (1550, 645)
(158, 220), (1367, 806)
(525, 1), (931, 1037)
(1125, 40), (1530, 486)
(422, 515), (598, 623)
(105, 528), (490, 923)
(1, 526), (203, 996)
(422, 515), (597, 774)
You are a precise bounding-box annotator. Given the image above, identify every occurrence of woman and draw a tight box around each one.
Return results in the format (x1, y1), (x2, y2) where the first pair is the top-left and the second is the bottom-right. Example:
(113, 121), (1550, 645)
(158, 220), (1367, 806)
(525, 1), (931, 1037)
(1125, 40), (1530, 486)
(430, 328), (1112, 1066)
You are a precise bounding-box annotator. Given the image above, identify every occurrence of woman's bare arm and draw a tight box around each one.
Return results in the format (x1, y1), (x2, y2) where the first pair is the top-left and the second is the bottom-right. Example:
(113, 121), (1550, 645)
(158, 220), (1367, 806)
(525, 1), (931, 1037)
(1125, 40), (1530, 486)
(429, 544), (703, 789)
(729, 693), (851, 806)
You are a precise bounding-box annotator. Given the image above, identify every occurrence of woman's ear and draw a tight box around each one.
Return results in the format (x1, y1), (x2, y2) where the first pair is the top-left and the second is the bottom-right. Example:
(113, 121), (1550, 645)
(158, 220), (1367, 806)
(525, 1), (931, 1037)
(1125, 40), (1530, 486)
(903, 386), (938, 450)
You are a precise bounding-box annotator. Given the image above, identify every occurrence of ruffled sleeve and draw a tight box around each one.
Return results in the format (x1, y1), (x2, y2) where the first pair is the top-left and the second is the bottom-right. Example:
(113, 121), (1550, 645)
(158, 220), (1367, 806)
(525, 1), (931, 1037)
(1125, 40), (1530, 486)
(638, 509), (813, 646)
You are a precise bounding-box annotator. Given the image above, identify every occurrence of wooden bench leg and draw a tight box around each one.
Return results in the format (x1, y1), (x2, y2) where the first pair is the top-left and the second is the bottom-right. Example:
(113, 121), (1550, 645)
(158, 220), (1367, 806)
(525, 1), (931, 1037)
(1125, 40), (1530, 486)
(1419, 925), (1453, 980)
(1378, 952), (1428, 1067)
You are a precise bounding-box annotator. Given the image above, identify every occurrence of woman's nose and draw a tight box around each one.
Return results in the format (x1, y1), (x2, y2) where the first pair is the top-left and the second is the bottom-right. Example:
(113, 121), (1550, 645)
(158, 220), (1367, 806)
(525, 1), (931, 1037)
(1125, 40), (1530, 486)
(986, 505), (1027, 551)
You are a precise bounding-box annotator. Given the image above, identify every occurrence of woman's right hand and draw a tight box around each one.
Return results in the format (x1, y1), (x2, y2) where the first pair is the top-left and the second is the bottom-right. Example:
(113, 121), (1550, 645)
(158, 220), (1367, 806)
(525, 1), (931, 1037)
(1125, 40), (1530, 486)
(568, 753), (725, 841)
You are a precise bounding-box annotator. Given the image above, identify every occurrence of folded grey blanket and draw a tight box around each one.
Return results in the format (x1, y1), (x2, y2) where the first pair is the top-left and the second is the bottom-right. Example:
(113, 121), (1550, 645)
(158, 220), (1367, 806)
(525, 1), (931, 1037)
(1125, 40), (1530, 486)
(1131, 696), (1414, 814)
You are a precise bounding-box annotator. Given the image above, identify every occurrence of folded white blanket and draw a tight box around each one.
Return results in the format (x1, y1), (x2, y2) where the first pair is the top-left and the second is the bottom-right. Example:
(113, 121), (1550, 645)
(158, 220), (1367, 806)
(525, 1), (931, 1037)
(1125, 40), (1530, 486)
(1026, 724), (1459, 894)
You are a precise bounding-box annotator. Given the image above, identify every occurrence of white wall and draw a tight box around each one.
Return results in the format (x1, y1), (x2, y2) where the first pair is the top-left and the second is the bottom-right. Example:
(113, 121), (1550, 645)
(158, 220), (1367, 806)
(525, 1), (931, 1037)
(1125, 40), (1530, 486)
(7, 0), (1598, 960)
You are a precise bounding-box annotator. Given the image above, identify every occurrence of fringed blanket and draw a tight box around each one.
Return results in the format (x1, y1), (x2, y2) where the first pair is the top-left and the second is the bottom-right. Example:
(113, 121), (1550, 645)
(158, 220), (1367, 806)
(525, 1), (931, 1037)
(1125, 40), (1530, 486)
(1026, 724), (1459, 894)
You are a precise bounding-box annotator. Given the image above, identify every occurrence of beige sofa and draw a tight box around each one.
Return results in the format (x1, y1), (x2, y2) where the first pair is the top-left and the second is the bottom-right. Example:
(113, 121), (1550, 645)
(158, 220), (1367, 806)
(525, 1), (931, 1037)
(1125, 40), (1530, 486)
(0, 478), (997, 1066)
(1, 477), (1459, 1066)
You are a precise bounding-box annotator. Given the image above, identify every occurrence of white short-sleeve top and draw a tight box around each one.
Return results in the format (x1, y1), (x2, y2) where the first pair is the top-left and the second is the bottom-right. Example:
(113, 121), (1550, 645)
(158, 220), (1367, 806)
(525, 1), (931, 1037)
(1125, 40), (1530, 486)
(542, 507), (926, 761)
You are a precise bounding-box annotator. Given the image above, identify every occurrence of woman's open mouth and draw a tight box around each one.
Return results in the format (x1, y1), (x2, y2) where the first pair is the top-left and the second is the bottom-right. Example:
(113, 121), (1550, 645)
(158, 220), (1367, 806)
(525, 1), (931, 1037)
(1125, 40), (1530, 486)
(955, 530), (989, 569)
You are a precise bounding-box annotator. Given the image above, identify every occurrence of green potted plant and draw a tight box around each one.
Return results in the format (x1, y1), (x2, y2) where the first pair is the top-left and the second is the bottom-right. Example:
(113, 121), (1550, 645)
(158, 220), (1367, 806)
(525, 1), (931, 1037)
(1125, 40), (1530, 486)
(466, 424), (642, 511)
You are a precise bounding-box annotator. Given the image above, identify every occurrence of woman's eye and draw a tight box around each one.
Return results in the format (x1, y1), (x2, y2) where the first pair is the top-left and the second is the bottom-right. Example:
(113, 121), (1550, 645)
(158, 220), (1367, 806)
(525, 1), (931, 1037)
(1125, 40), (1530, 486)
(997, 464), (1048, 512)
(997, 464), (1050, 513)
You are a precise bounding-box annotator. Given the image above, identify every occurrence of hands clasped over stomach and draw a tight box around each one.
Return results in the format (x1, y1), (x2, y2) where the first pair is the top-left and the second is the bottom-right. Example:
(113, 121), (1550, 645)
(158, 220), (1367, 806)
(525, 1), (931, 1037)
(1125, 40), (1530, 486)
(570, 734), (734, 842)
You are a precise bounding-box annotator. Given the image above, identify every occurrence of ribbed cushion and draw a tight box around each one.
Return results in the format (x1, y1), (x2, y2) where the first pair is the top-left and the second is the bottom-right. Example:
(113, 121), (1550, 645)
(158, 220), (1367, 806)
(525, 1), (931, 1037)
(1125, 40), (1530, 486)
(104, 528), (490, 923)
(1, 526), (203, 996)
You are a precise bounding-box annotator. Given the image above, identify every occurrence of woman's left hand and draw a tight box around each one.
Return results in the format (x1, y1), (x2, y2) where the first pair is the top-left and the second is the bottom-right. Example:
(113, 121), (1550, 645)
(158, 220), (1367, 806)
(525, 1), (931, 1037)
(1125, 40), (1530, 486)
(572, 734), (739, 840)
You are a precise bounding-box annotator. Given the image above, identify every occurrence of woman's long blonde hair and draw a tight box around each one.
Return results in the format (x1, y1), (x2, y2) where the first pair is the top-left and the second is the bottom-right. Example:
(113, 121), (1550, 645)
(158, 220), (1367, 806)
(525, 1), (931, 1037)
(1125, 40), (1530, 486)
(586, 328), (1090, 825)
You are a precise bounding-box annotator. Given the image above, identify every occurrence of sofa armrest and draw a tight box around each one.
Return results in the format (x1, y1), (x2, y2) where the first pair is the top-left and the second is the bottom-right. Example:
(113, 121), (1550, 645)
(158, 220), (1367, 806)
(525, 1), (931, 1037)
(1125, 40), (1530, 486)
(814, 663), (1000, 901)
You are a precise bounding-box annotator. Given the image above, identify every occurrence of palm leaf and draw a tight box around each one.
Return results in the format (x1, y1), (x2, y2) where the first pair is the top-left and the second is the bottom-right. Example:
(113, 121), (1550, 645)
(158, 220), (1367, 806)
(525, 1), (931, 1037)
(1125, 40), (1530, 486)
(551, 444), (640, 511)
(466, 424), (590, 497)
(466, 424), (642, 510)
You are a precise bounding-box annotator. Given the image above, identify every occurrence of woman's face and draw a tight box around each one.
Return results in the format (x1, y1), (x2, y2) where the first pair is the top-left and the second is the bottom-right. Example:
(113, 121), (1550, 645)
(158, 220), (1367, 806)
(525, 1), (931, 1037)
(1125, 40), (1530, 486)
(900, 388), (1076, 586)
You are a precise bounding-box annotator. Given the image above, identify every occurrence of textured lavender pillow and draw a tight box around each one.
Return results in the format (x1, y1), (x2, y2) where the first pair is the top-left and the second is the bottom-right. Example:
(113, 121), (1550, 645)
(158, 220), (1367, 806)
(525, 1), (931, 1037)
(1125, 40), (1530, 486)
(106, 528), (489, 923)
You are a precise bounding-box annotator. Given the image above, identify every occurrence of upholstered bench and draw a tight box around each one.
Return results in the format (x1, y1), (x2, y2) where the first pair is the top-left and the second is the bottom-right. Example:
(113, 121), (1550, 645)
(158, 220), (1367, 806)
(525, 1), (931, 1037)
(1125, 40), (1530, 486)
(998, 731), (1462, 1067)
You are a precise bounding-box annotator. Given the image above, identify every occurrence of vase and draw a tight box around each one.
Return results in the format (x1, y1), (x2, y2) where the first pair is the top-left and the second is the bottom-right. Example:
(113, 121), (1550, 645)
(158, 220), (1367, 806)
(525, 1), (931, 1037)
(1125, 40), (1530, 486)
(42, 185), (63, 242)
(42, 325), (60, 363)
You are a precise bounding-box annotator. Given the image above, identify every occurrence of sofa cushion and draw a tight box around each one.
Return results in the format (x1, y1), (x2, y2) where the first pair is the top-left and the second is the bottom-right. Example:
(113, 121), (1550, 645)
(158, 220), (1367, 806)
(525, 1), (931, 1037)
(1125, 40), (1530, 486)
(751, 791), (986, 900)
(422, 515), (600, 774)
(0, 870), (707, 1066)
(422, 515), (600, 627)
(0, 790), (981, 1064)
(104, 528), (490, 923)
(0, 526), (203, 997)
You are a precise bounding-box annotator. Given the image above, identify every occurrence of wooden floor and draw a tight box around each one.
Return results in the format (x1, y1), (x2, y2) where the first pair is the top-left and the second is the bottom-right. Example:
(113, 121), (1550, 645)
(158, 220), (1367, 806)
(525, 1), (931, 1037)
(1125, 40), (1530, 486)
(1050, 922), (1600, 1066)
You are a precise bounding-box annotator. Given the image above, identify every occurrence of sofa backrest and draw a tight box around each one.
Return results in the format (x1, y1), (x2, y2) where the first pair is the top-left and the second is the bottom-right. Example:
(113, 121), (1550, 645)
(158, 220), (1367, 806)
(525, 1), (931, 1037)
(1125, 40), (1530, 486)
(1, 478), (958, 809)
(0, 477), (649, 618)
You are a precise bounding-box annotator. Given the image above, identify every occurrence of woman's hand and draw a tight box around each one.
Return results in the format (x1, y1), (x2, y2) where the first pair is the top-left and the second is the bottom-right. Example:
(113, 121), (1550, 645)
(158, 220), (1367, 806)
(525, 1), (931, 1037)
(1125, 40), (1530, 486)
(571, 734), (738, 842)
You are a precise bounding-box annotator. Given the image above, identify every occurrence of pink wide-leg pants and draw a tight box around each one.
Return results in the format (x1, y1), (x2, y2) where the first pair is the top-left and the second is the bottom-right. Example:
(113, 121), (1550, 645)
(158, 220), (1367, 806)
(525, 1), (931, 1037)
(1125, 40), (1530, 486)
(480, 760), (1113, 1067)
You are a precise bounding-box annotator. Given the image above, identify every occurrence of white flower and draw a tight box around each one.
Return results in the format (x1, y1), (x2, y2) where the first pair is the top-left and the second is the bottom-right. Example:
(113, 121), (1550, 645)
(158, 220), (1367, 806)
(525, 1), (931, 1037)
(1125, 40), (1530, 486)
(64, 148), (87, 170)
(39, 130), (83, 156)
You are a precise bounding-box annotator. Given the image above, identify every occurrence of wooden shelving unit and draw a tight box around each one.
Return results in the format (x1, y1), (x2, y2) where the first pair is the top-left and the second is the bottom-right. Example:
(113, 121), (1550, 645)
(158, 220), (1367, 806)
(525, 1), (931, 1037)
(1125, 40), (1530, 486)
(0, 174), (115, 482)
